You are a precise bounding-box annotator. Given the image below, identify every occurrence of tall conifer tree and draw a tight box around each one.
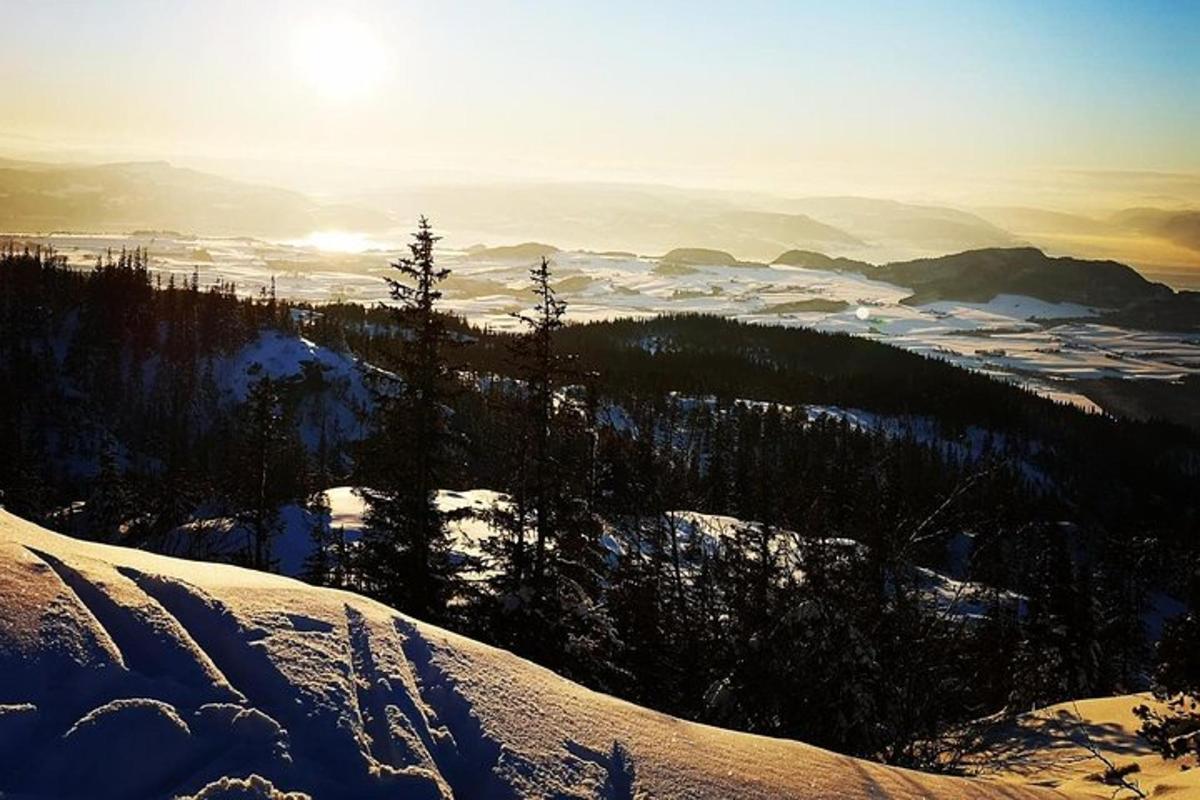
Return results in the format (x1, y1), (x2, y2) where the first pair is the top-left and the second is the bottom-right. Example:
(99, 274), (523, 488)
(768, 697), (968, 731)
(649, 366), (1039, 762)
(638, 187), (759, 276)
(362, 217), (460, 619)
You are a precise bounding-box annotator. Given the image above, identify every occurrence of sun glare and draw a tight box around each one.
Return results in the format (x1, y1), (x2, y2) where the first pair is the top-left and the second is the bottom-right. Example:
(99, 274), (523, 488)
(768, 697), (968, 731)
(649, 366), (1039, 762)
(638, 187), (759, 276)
(291, 14), (387, 101)
(299, 231), (373, 253)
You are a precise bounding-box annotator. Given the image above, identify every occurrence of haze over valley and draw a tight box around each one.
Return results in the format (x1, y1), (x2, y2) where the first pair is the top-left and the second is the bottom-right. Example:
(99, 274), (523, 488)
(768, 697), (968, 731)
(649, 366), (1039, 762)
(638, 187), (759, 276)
(3, 156), (1199, 288)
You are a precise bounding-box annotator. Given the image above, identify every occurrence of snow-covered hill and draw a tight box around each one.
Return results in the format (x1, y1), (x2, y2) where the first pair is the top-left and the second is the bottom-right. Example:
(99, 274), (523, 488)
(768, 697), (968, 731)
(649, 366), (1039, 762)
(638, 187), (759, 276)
(0, 510), (1059, 799)
(214, 330), (373, 451)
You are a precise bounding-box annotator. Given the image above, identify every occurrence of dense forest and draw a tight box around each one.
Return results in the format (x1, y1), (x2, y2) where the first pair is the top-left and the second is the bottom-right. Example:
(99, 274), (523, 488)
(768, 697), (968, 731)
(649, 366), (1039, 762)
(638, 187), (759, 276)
(2, 233), (1199, 770)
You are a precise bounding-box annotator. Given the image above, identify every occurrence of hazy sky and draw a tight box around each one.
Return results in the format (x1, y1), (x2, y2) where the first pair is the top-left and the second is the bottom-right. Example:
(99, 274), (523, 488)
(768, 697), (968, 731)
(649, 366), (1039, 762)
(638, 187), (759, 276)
(1, 0), (1197, 199)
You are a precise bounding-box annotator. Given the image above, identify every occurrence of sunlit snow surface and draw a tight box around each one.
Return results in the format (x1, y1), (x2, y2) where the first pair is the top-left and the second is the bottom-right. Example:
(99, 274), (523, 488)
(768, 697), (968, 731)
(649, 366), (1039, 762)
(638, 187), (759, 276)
(29, 233), (1200, 412)
(0, 510), (1060, 799)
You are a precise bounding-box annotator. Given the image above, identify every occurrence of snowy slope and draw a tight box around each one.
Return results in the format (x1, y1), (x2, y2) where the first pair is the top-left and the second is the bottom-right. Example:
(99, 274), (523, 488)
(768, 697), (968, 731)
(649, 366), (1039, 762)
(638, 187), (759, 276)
(966, 694), (1200, 798)
(0, 510), (1062, 799)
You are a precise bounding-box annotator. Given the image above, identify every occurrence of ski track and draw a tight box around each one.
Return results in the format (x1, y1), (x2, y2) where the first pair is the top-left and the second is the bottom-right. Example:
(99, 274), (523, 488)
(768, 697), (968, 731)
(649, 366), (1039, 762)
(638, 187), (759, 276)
(26, 547), (237, 697)
(345, 605), (401, 768)
(562, 740), (638, 800)
(115, 566), (445, 799)
(6, 552), (537, 798)
(395, 617), (528, 799)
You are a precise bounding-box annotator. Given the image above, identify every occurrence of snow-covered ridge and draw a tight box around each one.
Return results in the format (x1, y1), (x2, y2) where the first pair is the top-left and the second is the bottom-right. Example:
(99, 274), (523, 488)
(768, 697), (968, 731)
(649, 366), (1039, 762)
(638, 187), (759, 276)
(214, 330), (373, 450)
(0, 510), (1056, 799)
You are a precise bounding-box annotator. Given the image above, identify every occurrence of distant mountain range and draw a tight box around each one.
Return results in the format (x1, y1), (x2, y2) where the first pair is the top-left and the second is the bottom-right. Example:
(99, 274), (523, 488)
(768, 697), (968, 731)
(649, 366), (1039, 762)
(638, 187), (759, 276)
(1111, 207), (1200, 252)
(980, 205), (1200, 254)
(974, 204), (1200, 289)
(775, 196), (1020, 255)
(0, 158), (388, 237)
(367, 182), (1023, 263)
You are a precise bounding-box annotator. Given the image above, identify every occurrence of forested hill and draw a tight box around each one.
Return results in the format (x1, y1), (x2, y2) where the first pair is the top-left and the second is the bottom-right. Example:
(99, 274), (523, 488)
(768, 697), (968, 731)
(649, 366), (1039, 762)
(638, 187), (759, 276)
(556, 313), (1072, 425)
(776, 245), (1174, 309)
(542, 314), (1199, 539)
(876, 246), (1173, 306)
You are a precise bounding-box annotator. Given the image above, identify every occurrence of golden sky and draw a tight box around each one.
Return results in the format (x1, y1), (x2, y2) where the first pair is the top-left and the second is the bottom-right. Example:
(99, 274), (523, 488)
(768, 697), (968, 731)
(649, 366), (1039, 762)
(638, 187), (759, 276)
(0, 1), (1197, 212)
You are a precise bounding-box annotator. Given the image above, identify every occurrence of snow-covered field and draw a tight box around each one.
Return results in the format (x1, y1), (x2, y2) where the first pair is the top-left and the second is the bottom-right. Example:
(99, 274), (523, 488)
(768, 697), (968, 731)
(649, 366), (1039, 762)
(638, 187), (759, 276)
(23, 233), (1200, 412)
(0, 509), (1063, 799)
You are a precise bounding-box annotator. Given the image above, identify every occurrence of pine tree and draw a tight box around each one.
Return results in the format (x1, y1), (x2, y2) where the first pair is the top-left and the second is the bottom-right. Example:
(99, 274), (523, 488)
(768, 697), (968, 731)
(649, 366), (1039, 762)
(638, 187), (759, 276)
(483, 255), (620, 686)
(1096, 534), (1149, 693)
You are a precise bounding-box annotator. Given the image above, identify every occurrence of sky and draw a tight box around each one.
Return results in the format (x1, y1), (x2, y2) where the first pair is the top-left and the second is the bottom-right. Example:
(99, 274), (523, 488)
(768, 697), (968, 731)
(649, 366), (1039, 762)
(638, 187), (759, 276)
(0, 0), (1197, 201)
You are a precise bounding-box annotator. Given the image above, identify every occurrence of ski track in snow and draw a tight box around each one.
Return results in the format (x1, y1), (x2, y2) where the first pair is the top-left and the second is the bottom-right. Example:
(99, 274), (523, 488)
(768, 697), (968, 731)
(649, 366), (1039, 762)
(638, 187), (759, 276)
(0, 510), (1063, 799)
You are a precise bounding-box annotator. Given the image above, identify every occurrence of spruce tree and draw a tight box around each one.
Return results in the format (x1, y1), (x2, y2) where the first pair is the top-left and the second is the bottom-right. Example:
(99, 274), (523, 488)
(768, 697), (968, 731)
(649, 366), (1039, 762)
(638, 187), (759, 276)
(86, 439), (133, 540)
(510, 256), (568, 597)
(362, 217), (461, 620)
(301, 489), (334, 587)
(487, 255), (619, 686)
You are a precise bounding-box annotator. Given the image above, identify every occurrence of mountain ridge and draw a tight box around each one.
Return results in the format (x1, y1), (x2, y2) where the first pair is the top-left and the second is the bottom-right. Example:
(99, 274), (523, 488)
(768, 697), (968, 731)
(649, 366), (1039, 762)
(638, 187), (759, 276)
(877, 246), (1173, 307)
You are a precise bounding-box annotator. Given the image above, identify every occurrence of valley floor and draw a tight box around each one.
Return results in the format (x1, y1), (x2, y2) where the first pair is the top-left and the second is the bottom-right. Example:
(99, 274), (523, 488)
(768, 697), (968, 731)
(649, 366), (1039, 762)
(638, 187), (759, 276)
(19, 233), (1200, 415)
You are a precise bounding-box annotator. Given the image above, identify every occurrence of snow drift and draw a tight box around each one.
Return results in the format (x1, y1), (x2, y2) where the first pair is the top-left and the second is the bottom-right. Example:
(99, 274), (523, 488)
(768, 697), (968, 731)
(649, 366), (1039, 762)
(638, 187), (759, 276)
(0, 510), (1058, 799)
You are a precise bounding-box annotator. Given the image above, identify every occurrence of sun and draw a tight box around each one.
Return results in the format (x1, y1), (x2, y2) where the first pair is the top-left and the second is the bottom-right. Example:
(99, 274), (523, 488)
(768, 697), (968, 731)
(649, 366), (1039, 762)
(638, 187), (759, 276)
(291, 14), (387, 101)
